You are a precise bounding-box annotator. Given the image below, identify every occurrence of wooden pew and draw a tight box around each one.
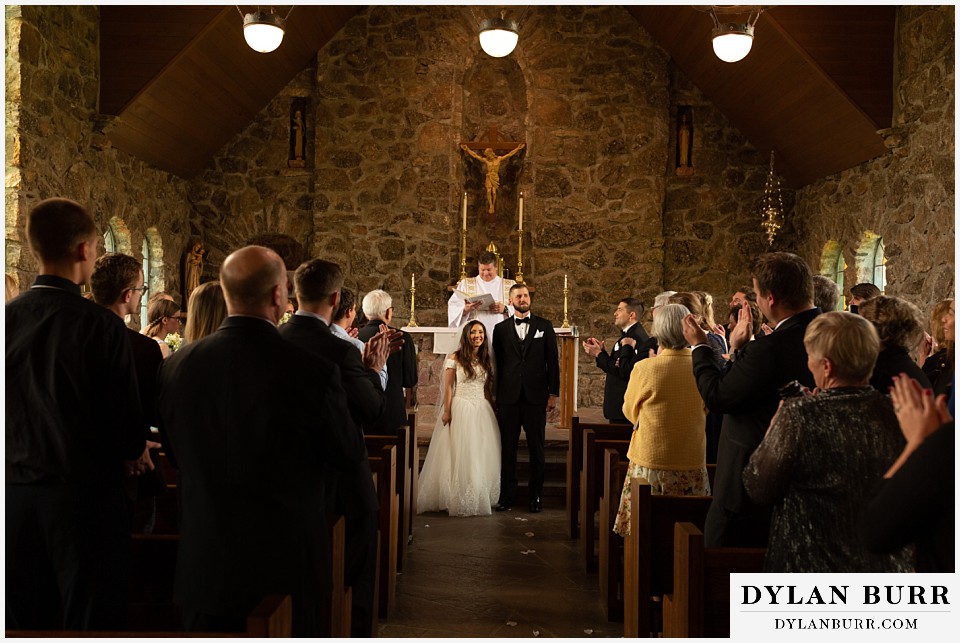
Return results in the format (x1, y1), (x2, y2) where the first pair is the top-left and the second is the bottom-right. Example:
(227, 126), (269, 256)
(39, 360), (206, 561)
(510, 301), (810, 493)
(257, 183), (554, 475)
(129, 488), (350, 636)
(327, 515), (352, 638)
(567, 418), (631, 539)
(367, 443), (399, 619)
(623, 478), (712, 638)
(366, 425), (411, 572)
(406, 412), (418, 547)
(580, 429), (630, 572)
(662, 522), (765, 638)
(598, 448), (630, 621)
(6, 594), (293, 638)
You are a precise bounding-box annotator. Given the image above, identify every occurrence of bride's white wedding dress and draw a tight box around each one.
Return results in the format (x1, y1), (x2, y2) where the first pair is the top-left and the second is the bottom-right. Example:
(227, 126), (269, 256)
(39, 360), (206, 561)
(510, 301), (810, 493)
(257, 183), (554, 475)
(417, 358), (501, 517)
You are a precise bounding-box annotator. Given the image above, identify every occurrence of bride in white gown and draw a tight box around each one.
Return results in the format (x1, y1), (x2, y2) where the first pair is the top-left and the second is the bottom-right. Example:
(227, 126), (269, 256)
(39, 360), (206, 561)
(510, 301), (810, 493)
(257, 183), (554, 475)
(418, 320), (501, 516)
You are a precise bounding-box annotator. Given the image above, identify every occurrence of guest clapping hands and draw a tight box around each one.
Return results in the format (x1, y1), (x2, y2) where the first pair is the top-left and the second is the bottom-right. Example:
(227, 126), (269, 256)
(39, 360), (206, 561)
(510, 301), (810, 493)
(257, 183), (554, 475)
(861, 374), (954, 572)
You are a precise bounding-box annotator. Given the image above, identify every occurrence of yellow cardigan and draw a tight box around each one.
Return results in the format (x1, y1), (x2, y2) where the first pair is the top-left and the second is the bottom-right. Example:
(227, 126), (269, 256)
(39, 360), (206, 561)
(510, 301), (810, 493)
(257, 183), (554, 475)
(621, 348), (707, 470)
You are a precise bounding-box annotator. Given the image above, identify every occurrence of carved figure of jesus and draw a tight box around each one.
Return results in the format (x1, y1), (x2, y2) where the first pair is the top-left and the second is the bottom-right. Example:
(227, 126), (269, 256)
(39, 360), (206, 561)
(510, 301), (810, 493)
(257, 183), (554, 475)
(460, 143), (525, 215)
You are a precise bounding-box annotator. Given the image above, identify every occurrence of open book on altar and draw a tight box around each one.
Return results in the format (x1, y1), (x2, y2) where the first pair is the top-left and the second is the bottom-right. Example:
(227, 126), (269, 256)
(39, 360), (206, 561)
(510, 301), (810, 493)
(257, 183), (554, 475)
(452, 289), (496, 308)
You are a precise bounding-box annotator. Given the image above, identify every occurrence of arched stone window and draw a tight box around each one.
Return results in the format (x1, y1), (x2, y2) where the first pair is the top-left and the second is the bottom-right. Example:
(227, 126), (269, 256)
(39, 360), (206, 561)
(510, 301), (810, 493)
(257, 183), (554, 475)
(819, 240), (846, 309)
(142, 228), (165, 330)
(106, 216), (132, 255)
(871, 238), (886, 293)
(104, 226), (117, 253)
(141, 238), (150, 326)
(855, 231), (886, 294)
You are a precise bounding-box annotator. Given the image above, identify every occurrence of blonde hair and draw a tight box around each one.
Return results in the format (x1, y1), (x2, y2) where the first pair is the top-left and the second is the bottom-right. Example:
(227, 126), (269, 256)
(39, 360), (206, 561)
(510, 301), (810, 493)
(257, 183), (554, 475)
(669, 292), (706, 331)
(5, 273), (19, 301)
(143, 298), (180, 339)
(691, 291), (716, 328)
(803, 311), (879, 383)
(185, 281), (227, 343)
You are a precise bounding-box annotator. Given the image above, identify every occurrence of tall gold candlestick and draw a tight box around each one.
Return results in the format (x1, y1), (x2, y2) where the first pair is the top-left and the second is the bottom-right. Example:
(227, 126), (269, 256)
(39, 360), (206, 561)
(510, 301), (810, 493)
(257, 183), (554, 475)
(459, 192), (468, 280)
(561, 272), (570, 328)
(408, 272), (418, 327)
(515, 191), (525, 284)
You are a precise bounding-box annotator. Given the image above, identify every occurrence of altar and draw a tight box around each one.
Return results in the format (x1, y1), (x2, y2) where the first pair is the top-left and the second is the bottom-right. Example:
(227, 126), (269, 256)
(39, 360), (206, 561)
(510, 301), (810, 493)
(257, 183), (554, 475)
(402, 326), (580, 430)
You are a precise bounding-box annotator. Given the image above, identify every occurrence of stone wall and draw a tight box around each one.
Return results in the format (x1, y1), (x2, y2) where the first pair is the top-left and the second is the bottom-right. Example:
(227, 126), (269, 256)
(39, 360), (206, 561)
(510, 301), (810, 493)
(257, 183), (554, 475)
(793, 5), (955, 314)
(192, 5), (678, 408)
(662, 64), (797, 299)
(4, 5), (194, 310)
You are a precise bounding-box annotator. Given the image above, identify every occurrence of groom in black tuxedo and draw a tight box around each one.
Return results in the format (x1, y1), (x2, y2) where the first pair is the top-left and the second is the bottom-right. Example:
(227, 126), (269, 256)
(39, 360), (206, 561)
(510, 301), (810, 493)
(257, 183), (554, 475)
(493, 283), (560, 513)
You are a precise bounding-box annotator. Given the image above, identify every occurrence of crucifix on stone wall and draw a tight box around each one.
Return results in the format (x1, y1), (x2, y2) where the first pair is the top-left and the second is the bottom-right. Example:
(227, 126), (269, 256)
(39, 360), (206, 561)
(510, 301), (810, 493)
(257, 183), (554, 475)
(460, 126), (525, 218)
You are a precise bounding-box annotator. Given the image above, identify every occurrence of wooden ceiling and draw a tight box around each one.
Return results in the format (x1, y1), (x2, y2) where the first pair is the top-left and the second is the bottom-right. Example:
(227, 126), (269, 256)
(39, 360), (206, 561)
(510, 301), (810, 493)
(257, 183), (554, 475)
(628, 5), (895, 187)
(98, 5), (895, 187)
(100, 5), (361, 177)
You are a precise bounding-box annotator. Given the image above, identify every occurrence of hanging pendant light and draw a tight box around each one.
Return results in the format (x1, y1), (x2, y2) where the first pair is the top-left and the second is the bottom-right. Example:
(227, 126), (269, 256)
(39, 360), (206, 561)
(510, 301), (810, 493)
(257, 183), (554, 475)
(239, 6), (294, 54)
(479, 16), (519, 58)
(707, 6), (763, 63)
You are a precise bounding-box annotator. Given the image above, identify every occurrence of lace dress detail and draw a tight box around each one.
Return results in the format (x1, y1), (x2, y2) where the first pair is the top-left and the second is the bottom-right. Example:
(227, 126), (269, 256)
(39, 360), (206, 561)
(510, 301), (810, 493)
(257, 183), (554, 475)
(417, 359), (501, 517)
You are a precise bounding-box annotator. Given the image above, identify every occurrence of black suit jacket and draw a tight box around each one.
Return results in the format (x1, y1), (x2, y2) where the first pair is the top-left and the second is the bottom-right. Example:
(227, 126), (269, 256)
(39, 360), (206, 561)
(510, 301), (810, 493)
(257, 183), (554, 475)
(693, 307), (820, 547)
(357, 319), (417, 434)
(157, 316), (364, 617)
(595, 323), (657, 422)
(127, 328), (163, 428)
(279, 314), (386, 428)
(493, 314), (560, 405)
(279, 313), (380, 516)
(871, 345), (931, 397)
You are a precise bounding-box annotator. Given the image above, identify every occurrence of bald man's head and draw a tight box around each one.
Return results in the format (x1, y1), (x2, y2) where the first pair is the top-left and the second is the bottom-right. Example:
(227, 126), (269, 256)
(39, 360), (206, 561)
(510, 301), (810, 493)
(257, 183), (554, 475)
(220, 245), (287, 320)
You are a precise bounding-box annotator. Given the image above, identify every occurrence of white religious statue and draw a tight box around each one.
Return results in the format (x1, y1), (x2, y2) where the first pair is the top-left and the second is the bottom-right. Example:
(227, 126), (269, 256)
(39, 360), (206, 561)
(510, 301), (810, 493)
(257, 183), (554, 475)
(448, 250), (516, 339)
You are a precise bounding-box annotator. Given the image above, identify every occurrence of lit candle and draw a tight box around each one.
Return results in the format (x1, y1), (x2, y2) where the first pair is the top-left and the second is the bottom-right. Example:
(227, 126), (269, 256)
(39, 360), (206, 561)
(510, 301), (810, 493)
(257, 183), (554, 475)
(564, 273), (568, 289)
(411, 273), (415, 289)
(461, 192), (467, 231)
(518, 192), (524, 230)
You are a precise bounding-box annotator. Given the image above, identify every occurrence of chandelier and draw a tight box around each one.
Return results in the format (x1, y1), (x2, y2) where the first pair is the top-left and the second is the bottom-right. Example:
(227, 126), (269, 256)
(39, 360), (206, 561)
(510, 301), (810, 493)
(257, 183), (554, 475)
(760, 150), (784, 246)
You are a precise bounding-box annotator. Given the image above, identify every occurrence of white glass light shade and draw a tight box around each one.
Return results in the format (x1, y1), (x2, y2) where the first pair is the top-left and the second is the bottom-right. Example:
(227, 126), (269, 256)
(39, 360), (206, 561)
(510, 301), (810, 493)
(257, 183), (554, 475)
(711, 23), (754, 63)
(243, 12), (285, 53)
(479, 18), (519, 58)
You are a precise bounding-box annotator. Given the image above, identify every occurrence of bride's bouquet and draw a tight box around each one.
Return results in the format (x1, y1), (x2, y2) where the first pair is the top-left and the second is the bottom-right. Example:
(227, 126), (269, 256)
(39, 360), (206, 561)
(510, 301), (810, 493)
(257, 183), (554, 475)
(164, 332), (183, 353)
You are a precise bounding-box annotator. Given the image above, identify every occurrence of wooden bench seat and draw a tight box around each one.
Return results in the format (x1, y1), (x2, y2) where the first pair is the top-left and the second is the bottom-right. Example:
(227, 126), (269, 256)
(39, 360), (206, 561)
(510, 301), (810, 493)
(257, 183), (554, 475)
(580, 429), (630, 572)
(623, 478), (712, 637)
(6, 594), (293, 638)
(662, 522), (765, 638)
(365, 422), (412, 572)
(566, 417), (632, 539)
(598, 448), (631, 621)
(367, 443), (399, 619)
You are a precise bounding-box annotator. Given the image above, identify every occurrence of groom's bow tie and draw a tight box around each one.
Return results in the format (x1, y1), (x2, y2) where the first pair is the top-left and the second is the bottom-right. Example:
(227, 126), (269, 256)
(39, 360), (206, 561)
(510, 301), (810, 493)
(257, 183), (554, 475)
(515, 317), (530, 325)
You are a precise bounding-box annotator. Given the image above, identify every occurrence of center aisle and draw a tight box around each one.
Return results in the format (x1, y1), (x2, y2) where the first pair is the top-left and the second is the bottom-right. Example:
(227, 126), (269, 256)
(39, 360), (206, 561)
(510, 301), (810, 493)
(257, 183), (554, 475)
(379, 505), (619, 638)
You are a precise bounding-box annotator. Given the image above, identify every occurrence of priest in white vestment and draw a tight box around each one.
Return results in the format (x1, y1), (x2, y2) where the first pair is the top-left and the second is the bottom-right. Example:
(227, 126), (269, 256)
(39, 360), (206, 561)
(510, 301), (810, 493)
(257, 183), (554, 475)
(447, 251), (516, 339)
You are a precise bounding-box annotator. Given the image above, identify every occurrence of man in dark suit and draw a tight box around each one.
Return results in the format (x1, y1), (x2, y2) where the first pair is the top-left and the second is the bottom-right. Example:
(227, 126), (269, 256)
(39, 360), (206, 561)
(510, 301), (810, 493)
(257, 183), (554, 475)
(493, 283), (560, 513)
(278, 258), (393, 638)
(91, 252), (164, 531)
(682, 252), (820, 548)
(6, 198), (147, 630)
(358, 289), (418, 436)
(582, 297), (657, 424)
(157, 245), (364, 635)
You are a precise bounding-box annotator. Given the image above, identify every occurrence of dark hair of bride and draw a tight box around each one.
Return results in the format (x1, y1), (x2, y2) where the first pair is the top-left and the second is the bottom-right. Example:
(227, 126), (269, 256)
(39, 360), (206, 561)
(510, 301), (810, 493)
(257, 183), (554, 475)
(454, 320), (495, 401)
